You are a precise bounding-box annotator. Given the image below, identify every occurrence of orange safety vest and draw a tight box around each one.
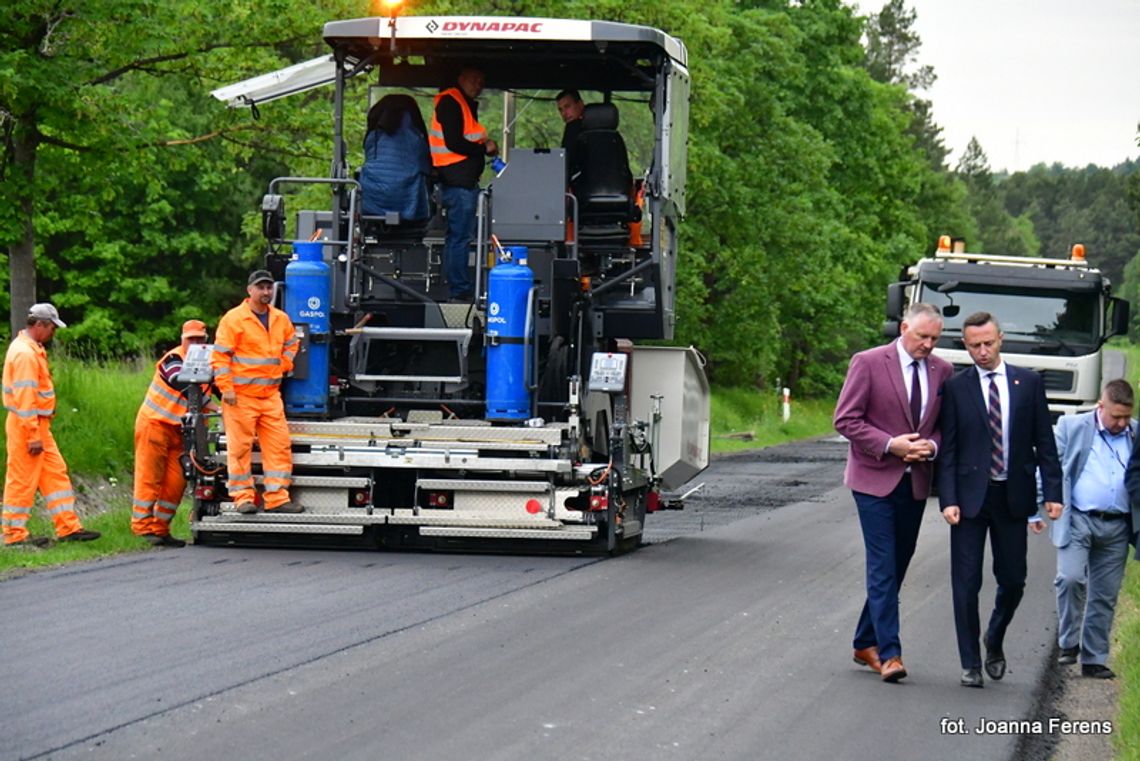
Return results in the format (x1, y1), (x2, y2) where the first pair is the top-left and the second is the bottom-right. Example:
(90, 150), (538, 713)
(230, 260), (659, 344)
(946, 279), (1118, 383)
(2, 331), (56, 439)
(429, 88), (488, 168)
(139, 347), (198, 426)
(211, 300), (298, 399)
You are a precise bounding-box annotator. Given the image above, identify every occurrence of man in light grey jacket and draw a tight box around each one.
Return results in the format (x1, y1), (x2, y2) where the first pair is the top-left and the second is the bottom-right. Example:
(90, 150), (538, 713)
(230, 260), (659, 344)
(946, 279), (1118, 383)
(1054, 379), (1135, 679)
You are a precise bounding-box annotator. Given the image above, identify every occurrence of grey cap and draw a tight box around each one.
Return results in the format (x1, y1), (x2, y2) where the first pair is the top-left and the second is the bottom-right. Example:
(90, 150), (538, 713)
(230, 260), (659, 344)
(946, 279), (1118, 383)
(28, 303), (66, 328)
(248, 270), (274, 286)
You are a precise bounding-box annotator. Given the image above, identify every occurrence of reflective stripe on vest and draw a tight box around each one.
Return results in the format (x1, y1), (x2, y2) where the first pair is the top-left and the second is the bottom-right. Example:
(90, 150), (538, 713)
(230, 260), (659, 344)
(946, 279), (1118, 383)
(2, 332), (56, 421)
(210, 301), (296, 398)
(139, 348), (189, 426)
(429, 88), (487, 168)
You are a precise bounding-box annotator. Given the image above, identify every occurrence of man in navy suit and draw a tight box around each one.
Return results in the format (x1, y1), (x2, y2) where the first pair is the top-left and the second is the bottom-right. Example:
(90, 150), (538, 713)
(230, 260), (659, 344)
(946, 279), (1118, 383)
(938, 311), (1063, 688)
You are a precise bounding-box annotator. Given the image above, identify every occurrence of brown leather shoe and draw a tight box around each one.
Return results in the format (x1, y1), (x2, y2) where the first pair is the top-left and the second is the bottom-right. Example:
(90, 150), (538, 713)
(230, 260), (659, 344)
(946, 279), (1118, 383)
(853, 646), (882, 673)
(880, 656), (907, 683)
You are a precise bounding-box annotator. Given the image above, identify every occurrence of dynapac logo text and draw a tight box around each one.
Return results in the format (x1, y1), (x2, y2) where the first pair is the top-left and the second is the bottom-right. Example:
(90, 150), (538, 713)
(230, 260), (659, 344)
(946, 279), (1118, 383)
(439, 20), (545, 33)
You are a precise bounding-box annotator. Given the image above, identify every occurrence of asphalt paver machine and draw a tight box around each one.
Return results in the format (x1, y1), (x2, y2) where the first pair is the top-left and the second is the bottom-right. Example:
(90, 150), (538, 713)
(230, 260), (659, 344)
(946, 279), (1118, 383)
(186, 13), (708, 553)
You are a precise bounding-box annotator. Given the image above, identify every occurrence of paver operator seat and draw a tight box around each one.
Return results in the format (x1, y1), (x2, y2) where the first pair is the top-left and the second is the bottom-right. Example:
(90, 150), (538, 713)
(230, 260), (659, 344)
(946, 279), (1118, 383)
(569, 103), (639, 231)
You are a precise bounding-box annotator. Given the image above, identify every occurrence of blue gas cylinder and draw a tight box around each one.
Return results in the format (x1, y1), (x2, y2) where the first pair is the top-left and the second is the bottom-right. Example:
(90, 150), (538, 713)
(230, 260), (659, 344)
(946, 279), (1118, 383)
(283, 240), (331, 415)
(485, 246), (533, 421)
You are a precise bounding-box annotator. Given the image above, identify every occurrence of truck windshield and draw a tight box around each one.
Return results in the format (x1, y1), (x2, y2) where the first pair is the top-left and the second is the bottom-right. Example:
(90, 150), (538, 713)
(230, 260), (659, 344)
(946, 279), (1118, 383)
(920, 284), (1100, 356)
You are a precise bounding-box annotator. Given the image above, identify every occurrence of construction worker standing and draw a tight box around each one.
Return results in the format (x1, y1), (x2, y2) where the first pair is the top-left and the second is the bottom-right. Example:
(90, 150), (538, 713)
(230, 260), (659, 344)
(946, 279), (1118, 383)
(131, 319), (213, 547)
(211, 271), (302, 514)
(430, 66), (498, 301)
(3, 303), (100, 547)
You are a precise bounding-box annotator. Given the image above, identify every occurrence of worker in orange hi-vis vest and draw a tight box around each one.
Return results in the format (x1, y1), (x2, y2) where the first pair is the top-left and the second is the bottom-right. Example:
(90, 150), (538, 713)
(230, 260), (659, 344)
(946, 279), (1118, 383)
(2, 303), (101, 548)
(429, 66), (498, 301)
(211, 271), (302, 514)
(131, 319), (215, 547)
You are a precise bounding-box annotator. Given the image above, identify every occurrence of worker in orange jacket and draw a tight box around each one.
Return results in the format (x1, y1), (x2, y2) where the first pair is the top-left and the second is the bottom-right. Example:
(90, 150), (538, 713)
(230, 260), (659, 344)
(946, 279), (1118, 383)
(429, 66), (498, 301)
(3, 303), (101, 547)
(131, 319), (214, 547)
(211, 270), (302, 514)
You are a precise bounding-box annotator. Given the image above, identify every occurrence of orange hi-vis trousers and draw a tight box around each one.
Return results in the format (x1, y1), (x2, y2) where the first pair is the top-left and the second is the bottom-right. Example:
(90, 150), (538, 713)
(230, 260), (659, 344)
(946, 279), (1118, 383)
(221, 393), (292, 510)
(3, 415), (83, 544)
(131, 411), (186, 537)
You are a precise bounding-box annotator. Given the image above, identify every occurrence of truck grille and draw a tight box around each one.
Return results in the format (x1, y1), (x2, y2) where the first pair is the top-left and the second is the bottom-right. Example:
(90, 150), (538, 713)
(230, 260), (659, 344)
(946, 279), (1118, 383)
(1040, 369), (1075, 392)
(950, 365), (1074, 392)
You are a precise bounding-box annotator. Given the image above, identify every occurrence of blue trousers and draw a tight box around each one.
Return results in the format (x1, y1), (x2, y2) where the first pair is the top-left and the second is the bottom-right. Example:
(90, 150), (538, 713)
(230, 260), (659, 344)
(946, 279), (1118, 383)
(440, 184), (478, 298)
(852, 474), (927, 661)
(1055, 510), (1130, 665)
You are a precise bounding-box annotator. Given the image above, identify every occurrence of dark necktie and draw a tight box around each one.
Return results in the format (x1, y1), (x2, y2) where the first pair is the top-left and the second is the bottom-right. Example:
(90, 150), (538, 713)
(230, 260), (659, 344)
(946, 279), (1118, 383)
(909, 361), (922, 428)
(987, 372), (1003, 478)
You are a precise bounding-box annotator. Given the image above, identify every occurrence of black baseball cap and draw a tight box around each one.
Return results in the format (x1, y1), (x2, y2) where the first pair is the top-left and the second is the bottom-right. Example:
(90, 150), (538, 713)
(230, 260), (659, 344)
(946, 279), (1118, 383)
(248, 270), (274, 286)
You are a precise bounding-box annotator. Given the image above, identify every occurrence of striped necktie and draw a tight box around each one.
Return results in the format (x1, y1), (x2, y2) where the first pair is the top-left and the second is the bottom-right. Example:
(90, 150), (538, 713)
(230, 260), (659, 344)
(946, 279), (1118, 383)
(987, 372), (1003, 478)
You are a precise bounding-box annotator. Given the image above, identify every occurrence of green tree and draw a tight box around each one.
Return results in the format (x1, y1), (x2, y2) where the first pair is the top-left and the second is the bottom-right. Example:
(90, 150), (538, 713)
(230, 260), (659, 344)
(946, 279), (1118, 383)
(955, 136), (1038, 255)
(862, 0), (946, 169)
(0, 0), (365, 348)
(864, 0), (933, 90)
(1002, 161), (1140, 284)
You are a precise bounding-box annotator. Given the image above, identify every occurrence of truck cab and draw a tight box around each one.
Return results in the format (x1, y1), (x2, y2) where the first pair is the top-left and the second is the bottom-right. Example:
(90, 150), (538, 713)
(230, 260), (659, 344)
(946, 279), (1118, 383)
(886, 237), (1130, 420)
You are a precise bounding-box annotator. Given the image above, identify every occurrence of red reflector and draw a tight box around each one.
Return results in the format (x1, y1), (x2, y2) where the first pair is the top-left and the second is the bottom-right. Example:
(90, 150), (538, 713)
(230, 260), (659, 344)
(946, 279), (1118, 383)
(646, 490), (661, 512)
(353, 490), (369, 505)
(427, 491), (450, 507)
(588, 496), (608, 512)
(525, 499), (543, 515)
(194, 485), (215, 500)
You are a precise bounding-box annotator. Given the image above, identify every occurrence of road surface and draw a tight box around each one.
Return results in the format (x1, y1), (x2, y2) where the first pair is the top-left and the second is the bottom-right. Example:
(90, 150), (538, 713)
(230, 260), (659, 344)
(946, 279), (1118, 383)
(1, 438), (1075, 761)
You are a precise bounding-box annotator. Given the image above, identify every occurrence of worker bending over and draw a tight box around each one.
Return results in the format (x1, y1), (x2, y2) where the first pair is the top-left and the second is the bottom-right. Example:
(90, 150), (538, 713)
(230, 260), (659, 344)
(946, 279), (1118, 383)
(131, 319), (214, 546)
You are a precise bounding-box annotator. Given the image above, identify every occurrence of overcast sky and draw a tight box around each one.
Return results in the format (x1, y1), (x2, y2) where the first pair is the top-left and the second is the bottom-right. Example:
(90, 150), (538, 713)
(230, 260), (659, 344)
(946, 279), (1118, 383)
(882, 0), (1139, 172)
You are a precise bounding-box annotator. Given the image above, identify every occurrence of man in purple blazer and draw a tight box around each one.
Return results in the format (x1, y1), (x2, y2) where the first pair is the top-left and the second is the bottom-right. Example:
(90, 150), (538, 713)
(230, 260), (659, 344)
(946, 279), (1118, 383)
(835, 303), (954, 683)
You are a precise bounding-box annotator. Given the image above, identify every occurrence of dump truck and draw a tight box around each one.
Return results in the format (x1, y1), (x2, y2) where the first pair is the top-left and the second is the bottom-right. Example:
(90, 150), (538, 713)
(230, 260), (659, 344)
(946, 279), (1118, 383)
(181, 12), (709, 553)
(885, 236), (1130, 421)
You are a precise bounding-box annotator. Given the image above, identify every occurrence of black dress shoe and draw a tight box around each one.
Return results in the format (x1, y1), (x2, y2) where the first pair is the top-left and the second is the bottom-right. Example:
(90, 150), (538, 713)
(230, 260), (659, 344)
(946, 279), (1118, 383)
(961, 668), (985, 688)
(1057, 646), (1079, 665)
(984, 644), (1006, 681)
(1081, 664), (1115, 679)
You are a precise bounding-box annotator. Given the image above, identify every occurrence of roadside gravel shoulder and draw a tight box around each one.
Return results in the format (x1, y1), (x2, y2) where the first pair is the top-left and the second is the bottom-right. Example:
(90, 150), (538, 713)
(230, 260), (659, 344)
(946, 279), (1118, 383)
(1042, 659), (1121, 761)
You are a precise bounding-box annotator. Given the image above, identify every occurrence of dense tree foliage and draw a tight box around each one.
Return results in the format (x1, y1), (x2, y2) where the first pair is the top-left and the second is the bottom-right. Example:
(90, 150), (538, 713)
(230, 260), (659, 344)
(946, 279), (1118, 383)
(2, 0), (1135, 395)
(1001, 160), (1140, 284)
(954, 138), (1039, 256)
(1, 0), (367, 352)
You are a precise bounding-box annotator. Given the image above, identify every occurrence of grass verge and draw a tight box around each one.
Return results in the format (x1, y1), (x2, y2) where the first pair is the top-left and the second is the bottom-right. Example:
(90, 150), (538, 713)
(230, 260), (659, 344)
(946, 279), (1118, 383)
(1098, 339), (1139, 760)
(710, 386), (836, 454)
(1115, 561), (1140, 759)
(0, 354), (147, 477)
(0, 499), (192, 577)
